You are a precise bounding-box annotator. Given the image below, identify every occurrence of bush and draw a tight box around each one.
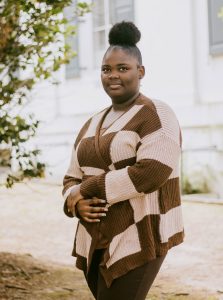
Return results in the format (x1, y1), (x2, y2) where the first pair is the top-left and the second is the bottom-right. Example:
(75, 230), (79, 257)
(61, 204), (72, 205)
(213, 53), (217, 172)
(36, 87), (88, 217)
(0, 0), (91, 187)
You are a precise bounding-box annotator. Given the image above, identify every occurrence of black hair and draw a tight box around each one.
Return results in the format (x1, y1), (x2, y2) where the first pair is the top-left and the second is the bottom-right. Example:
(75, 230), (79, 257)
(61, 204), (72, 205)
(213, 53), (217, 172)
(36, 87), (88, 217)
(105, 21), (142, 65)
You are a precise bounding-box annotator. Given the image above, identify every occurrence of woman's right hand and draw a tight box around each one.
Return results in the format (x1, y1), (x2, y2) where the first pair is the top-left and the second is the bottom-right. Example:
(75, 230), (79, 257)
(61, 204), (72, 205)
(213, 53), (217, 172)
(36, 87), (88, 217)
(76, 198), (108, 223)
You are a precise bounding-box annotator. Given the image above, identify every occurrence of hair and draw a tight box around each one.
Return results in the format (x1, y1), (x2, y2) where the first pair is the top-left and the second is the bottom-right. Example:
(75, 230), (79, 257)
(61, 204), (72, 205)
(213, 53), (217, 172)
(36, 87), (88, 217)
(104, 21), (142, 65)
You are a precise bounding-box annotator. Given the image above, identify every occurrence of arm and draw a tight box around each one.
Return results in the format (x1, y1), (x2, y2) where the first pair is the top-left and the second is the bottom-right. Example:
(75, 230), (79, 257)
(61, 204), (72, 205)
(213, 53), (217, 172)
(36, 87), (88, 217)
(80, 131), (181, 205)
(62, 143), (108, 221)
(62, 146), (84, 217)
(62, 114), (110, 220)
(62, 116), (93, 214)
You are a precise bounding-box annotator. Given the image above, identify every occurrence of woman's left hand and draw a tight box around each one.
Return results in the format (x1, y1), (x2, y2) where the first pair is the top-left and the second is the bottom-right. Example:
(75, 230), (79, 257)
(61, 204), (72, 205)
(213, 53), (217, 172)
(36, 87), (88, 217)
(76, 198), (108, 222)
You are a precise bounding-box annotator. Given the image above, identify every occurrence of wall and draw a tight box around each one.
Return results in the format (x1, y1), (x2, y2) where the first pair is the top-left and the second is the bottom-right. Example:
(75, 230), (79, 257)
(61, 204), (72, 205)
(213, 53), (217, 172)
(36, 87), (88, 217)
(194, 0), (223, 104)
(135, 0), (195, 106)
(26, 0), (223, 195)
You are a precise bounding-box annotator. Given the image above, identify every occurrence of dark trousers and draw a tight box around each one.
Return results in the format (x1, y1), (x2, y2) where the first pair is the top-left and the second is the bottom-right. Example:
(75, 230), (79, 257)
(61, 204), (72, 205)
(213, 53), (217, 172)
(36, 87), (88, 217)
(85, 249), (166, 300)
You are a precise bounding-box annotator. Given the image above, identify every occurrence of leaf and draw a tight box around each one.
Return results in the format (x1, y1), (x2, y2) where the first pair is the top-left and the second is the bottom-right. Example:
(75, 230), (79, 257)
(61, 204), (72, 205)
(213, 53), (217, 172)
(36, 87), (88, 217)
(0, 0), (90, 187)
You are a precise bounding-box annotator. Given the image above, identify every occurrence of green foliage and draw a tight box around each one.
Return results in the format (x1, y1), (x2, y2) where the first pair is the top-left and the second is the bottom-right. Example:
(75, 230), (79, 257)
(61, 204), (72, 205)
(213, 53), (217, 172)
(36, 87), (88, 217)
(0, 0), (91, 187)
(182, 176), (210, 194)
(182, 166), (212, 195)
(75, 2), (93, 16)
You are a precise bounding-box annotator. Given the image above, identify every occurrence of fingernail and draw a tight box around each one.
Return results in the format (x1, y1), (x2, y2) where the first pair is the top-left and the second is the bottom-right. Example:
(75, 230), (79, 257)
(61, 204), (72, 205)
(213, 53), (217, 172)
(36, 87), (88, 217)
(101, 200), (106, 203)
(101, 213), (106, 217)
(104, 208), (108, 211)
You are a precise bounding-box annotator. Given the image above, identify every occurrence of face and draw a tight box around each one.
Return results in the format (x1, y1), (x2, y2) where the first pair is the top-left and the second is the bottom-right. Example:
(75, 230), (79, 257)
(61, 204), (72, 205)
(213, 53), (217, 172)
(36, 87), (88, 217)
(101, 48), (145, 105)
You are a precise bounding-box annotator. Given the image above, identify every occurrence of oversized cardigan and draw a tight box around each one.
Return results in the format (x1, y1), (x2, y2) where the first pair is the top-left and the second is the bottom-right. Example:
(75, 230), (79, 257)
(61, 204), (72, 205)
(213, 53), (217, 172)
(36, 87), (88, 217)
(62, 94), (184, 288)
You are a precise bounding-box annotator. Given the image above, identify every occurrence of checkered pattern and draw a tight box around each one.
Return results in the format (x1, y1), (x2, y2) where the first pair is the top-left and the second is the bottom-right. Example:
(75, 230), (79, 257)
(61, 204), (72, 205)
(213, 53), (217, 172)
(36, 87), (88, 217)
(62, 94), (184, 288)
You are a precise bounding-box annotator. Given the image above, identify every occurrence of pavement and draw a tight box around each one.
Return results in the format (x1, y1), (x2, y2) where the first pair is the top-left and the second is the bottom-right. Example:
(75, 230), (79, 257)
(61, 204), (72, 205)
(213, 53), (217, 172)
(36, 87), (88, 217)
(0, 180), (223, 297)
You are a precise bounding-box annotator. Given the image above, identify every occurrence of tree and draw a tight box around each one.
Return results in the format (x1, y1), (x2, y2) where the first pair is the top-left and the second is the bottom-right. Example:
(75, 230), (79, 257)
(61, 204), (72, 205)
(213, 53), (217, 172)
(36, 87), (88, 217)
(0, 0), (91, 187)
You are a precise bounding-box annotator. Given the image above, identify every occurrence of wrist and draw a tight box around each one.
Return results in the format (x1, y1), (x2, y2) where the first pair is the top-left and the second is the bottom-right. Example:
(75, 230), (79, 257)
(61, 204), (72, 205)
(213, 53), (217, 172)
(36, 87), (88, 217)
(70, 184), (83, 200)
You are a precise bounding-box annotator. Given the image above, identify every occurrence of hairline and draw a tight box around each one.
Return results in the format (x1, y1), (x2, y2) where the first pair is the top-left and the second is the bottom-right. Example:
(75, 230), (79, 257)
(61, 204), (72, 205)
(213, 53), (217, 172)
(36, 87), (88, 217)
(103, 45), (143, 65)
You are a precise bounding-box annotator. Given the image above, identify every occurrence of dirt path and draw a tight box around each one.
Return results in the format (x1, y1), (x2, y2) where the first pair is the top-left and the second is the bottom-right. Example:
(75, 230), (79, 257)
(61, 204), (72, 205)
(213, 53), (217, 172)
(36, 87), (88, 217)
(0, 180), (223, 299)
(0, 252), (220, 300)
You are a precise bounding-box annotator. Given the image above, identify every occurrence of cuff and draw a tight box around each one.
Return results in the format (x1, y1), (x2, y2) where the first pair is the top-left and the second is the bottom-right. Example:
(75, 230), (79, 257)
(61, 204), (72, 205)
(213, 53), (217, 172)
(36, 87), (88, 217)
(80, 174), (106, 200)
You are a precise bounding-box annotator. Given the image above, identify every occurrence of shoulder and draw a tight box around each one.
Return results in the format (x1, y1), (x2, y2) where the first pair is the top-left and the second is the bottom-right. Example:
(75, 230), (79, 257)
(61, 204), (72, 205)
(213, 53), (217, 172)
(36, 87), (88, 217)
(137, 94), (179, 125)
(151, 98), (178, 118)
(135, 94), (181, 143)
(137, 95), (177, 117)
(151, 99), (180, 131)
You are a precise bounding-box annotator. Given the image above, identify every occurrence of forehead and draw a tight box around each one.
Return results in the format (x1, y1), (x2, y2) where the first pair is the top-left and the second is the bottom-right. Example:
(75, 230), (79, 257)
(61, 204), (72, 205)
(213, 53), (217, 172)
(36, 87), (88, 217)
(102, 48), (138, 65)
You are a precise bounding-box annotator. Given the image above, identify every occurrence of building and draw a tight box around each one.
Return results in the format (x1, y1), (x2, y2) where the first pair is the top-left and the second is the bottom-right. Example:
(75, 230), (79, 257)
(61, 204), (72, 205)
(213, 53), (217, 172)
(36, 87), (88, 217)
(29, 0), (223, 197)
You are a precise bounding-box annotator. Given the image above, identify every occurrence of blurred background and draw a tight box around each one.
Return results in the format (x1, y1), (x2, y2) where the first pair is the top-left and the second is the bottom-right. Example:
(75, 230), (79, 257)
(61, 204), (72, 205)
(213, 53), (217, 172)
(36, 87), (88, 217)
(8, 0), (223, 199)
(1, 1), (223, 298)
(1, 0), (223, 199)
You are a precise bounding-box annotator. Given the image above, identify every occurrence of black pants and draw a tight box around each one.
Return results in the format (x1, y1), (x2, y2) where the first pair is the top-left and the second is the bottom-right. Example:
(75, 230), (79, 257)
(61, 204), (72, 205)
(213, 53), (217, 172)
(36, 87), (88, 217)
(85, 249), (166, 300)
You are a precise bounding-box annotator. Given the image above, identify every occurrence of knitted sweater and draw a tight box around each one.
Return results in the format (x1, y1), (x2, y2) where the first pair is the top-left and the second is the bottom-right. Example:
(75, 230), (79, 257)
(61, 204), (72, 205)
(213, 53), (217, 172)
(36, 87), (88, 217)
(62, 94), (184, 288)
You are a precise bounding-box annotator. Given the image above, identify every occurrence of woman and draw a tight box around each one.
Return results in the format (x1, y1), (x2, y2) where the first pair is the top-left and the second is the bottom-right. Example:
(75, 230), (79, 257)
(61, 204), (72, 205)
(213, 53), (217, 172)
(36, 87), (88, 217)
(62, 21), (184, 300)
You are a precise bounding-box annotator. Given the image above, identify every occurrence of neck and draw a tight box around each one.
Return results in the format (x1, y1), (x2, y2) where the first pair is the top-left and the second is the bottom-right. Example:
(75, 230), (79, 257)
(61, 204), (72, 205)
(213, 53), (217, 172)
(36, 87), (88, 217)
(112, 92), (140, 111)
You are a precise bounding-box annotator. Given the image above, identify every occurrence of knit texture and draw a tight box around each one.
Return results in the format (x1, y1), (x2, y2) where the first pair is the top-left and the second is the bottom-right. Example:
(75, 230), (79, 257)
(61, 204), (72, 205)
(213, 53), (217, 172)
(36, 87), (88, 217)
(62, 94), (184, 287)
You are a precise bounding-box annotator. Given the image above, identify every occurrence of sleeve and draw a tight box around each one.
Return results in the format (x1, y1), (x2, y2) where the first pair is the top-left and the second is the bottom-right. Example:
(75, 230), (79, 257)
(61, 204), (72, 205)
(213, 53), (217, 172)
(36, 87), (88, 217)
(80, 130), (181, 206)
(62, 117), (92, 217)
(62, 146), (83, 218)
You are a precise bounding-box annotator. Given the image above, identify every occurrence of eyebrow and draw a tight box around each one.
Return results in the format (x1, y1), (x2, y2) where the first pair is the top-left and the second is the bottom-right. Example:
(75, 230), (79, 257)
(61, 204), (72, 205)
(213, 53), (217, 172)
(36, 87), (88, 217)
(101, 63), (130, 67)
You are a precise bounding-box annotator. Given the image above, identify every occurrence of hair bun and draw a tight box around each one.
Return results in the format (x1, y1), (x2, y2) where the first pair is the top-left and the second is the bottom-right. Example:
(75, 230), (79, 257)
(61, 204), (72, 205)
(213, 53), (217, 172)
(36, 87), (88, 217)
(109, 21), (141, 46)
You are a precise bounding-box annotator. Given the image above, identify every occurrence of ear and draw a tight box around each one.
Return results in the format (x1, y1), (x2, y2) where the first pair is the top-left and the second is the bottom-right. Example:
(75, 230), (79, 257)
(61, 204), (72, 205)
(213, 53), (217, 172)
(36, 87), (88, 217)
(138, 65), (145, 79)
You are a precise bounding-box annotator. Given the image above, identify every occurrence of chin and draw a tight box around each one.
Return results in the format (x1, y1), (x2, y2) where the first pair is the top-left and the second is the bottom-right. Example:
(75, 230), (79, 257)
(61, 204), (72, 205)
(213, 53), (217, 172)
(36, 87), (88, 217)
(106, 90), (123, 98)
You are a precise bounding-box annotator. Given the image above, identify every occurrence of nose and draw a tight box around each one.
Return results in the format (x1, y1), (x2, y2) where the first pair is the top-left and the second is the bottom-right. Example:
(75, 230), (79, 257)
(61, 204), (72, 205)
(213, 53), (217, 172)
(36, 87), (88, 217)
(108, 71), (119, 79)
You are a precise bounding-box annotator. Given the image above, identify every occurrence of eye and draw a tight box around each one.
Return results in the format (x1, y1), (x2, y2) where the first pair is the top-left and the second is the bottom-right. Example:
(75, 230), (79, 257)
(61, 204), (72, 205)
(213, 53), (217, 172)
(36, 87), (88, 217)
(119, 66), (128, 72)
(101, 67), (111, 74)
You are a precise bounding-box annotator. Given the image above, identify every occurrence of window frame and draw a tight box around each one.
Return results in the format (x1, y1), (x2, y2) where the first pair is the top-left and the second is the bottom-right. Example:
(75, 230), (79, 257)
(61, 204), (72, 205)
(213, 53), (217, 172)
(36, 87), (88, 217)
(64, 0), (80, 79)
(92, 0), (135, 67)
(208, 0), (223, 56)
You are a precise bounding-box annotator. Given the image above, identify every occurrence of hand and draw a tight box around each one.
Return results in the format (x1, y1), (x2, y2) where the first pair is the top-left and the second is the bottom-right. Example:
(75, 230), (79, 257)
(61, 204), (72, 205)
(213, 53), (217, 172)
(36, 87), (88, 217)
(76, 198), (108, 223)
(66, 185), (83, 216)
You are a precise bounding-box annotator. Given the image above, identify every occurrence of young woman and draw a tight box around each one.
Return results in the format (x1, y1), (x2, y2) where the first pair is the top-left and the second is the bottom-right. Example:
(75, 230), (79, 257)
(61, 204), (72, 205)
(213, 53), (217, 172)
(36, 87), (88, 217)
(62, 21), (184, 300)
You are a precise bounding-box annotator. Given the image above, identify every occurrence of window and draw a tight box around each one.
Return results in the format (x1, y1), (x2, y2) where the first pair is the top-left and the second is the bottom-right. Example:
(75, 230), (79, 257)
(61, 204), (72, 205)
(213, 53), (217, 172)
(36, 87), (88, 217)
(93, 0), (134, 67)
(64, 0), (80, 79)
(208, 0), (223, 55)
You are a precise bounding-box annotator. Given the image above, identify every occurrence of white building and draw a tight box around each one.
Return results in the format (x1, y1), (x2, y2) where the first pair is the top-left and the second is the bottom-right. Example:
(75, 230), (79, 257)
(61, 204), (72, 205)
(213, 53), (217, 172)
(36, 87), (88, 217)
(29, 0), (223, 196)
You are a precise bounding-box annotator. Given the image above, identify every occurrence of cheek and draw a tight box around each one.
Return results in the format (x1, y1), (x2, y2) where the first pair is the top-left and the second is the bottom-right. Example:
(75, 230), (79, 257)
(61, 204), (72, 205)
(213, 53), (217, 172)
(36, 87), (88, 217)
(125, 74), (139, 88)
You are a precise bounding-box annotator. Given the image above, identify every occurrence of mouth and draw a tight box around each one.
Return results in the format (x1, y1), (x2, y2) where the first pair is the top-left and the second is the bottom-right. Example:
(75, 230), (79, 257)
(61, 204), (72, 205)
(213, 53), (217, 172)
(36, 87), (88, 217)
(109, 83), (122, 89)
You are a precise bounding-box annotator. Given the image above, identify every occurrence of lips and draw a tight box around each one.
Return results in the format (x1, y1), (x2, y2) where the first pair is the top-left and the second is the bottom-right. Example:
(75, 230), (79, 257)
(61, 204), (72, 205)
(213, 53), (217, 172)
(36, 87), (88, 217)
(108, 82), (122, 89)
(110, 84), (121, 88)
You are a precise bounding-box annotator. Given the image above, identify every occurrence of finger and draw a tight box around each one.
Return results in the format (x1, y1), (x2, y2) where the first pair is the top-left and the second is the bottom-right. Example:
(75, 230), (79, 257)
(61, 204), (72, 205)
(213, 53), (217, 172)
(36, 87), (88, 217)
(67, 202), (75, 213)
(77, 198), (87, 205)
(89, 198), (107, 205)
(92, 213), (106, 219)
(67, 195), (81, 211)
(89, 206), (108, 213)
(77, 205), (107, 214)
(85, 212), (106, 219)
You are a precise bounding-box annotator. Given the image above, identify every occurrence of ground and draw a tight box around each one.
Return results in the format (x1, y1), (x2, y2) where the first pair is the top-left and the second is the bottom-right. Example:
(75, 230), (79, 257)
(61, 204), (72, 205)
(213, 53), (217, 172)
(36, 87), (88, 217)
(0, 180), (223, 300)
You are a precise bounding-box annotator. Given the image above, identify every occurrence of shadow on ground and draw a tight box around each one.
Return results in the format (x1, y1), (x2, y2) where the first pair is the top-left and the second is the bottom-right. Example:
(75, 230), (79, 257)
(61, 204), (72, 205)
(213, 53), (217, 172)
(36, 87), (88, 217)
(0, 252), (221, 300)
(0, 181), (223, 299)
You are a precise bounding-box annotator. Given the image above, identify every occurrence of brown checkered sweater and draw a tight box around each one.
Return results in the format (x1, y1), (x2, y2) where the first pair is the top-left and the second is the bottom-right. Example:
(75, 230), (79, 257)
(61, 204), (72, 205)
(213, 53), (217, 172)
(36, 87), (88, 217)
(62, 94), (184, 287)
